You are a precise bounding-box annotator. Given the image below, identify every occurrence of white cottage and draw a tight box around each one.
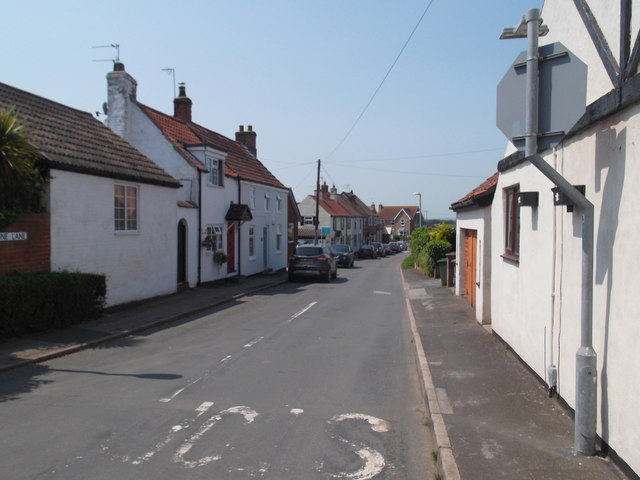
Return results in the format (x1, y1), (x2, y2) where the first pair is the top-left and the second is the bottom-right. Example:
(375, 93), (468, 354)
(0, 82), (181, 307)
(491, 1), (640, 475)
(105, 63), (289, 283)
(450, 173), (497, 325)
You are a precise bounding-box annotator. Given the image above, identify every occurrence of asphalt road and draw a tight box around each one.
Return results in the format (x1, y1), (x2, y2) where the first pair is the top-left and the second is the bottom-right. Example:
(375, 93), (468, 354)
(0, 253), (435, 480)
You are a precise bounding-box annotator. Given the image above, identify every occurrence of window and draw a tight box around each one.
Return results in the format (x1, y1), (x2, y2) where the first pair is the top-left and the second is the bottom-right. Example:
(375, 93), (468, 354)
(340, 218), (345, 229)
(204, 225), (223, 254)
(248, 226), (255, 258)
(249, 187), (256, 209)
(347, 218), (351, 229)
(276, 193), (282, 212)
(114, 184), (138, 232)
(400, 218), (405, 227)
(504, 186), (520, 259)
(276, 224), (282, 252)
(206, 157), (223, 186)
(264, 192), (271, 211)
(288, 222), (294, 243)
(303, 216), (315, 226)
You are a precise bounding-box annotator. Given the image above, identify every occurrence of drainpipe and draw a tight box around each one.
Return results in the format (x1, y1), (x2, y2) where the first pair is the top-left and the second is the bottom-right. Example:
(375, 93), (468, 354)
(197, 169), (202, 285)
(519, 8), (597, 455)
(237, 177), (242, 277)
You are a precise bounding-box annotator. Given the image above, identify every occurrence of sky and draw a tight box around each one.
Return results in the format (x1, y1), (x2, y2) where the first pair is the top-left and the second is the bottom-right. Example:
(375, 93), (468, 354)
(3, 0), (542, 220)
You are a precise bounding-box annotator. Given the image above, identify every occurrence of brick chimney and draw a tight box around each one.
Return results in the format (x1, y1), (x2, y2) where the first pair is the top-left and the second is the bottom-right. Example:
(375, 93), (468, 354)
(314, 182), (330, 201)
(235, 125), (257, 156)
(173, 83), (192, 122)
(106, 62), (138, 140)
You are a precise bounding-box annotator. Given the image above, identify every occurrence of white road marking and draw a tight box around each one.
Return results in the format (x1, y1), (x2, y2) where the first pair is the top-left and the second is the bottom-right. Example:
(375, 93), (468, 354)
(373, 290), (392, 295)
(160, 377), (203, 402)
(108, 401), (215, 465)
(290, 408), (304, 416)
(288, 301), (317, 323)
(174, 406), (258, 468)
(244, 336), (264, 348)
(327, 413), (389, 480)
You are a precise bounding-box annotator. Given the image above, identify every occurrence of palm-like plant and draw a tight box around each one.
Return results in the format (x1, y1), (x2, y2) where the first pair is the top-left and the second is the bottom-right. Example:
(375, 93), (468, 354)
(0, 106), (46, 228)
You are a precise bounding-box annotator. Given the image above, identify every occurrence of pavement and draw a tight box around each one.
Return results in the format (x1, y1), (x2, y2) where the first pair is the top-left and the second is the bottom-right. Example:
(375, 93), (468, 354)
(0, 266), (632, 479)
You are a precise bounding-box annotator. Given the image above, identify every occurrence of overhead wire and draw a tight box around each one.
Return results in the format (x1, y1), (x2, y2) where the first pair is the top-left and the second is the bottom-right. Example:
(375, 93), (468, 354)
(325, 0), (436, 160)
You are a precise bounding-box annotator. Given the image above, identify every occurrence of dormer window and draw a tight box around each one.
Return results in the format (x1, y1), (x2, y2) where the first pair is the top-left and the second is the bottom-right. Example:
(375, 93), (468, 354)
(206, 156), (223, 186)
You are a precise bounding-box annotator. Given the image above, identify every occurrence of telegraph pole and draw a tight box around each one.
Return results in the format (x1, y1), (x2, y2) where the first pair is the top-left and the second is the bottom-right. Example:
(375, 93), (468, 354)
(314, 159), (320, 244)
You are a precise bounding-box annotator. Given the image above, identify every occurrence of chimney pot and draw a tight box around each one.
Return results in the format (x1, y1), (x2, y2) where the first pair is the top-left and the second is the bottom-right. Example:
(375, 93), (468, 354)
(173, 82), (192, 122)
(235, 124), (257, 156)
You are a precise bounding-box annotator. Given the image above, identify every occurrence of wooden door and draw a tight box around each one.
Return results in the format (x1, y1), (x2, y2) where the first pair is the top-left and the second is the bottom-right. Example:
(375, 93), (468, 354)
(464, 229), (477, 308)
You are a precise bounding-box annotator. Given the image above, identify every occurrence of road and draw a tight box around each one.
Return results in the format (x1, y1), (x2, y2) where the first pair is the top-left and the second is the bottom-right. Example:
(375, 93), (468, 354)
(0, 252), (435, 480)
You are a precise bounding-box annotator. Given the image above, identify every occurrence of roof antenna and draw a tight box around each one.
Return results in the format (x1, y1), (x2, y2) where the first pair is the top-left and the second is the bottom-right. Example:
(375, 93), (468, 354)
(161, 68), (177, 98)
(92, 43), (120, 64)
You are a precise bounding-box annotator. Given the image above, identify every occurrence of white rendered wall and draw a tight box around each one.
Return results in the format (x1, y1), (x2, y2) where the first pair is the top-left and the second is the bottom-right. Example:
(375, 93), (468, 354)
(489, 2), (640, 473)
(49, 169), (177, 307)
(455, 206), (491, 324)
(240, 181), (289, 276)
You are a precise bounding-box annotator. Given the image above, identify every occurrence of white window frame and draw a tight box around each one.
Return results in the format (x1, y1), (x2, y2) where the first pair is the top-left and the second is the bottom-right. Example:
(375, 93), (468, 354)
(248, 225), (256, 258)
(276, 193), (282, 212)
(264, 191), (271, 212)
(204, 225), (224, 254)
(114, 184), (138, 233)
(206, 156), (223, 187)
(276, 224), (282, 252)
(303, 216), (315, 226)
(249, 187), (256, 210)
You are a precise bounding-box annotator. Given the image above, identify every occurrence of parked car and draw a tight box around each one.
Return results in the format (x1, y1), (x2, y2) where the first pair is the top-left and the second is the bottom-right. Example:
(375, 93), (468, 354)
(358, 244), (377, 259)
(288, 245), (337, 282)
(332, 244), (355, 268)
(382, 243), (393, 255)
(372, 242), (385, 257)
(390, 242), (402, 253)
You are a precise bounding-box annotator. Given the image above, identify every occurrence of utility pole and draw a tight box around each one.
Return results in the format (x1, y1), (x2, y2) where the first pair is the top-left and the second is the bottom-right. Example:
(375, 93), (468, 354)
(314, 159), (320, 244)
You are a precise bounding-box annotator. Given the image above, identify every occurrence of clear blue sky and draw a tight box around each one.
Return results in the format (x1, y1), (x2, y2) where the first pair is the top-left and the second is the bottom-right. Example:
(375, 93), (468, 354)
(4, 0), (541, 219)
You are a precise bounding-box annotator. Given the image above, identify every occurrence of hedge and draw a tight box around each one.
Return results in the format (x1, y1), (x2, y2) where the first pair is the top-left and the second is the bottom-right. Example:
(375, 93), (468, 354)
(0, 271), (106, 338)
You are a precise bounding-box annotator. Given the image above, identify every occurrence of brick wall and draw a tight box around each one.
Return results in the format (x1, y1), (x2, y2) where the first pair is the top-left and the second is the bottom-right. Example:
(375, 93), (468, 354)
(0, 213), (50, 275)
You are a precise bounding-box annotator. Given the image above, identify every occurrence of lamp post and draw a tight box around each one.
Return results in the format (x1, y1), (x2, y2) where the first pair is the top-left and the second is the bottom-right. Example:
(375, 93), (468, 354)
(412, 192), (422, 228)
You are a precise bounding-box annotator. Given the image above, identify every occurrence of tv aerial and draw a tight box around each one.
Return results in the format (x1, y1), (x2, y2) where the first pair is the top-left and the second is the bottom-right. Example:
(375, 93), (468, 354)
(92, 43), (120, 64)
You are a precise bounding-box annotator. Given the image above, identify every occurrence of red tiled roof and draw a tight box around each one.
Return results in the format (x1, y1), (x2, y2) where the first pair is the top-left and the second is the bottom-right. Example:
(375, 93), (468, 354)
(450, 173), (498, 210)
(312, 196), (356, 217)
(377, 206), (418, 221)
(0, 82), (180, 188)
(138, 104), (285, 189)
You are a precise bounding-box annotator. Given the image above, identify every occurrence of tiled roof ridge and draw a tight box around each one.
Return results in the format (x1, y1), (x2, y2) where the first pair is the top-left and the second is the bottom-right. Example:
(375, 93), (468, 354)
(450, 172), (499, 209)
(0, 82), (180, 188)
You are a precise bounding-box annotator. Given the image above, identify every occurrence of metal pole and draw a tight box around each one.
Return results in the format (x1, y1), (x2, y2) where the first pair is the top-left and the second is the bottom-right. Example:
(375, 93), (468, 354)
(525, 9), (540, 157)
(314, 159), (320, 244)
(521, 8), (597, 455)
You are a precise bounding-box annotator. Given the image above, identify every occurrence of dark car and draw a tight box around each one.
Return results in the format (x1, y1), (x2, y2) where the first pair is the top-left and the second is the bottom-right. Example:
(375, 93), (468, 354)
(288, 245), (337, 282)
(382, 243), (393, 256)
(358, 244), (377, 259)
(332, 244), (355, 268)
(372, 242), (385, 257)
(390, 242), (402, 253)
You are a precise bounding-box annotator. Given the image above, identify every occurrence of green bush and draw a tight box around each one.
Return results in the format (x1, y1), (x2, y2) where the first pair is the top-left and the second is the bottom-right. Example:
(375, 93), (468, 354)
(0, 272), (105, 337)
(424, 240), (452, 276)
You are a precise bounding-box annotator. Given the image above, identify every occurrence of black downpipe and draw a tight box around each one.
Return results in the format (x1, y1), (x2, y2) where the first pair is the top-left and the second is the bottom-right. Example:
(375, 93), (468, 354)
(197, 170), (202, 285)
(237, 177), (242, 276)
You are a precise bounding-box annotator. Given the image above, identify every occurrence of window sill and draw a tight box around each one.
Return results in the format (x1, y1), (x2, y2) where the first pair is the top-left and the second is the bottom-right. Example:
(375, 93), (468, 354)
(501, 252), (520, 264)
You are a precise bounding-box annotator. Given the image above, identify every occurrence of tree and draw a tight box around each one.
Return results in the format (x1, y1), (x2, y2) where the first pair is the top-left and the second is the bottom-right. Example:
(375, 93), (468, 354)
(0, 106), (46, 229)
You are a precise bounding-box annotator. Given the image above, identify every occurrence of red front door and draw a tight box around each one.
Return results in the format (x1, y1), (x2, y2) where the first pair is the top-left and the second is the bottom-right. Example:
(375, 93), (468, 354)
(227, 223), (236, 273)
